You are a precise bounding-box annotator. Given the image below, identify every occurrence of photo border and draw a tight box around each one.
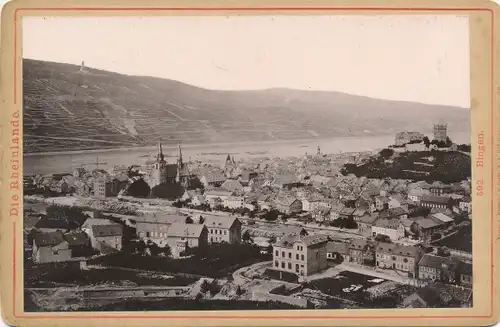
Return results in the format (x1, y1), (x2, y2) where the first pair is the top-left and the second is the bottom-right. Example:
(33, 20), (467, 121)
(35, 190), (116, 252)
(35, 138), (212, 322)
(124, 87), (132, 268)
(1, 1), (498, 326)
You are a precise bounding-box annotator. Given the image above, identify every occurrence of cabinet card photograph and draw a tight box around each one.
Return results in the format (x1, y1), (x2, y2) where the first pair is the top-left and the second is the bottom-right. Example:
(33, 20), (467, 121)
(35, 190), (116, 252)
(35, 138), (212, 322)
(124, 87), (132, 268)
(1, 1), (499, 327)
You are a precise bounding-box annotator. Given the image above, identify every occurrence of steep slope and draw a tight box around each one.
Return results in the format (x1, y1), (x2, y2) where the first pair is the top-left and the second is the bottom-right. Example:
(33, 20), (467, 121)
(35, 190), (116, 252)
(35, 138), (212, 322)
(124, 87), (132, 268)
(22, 59), (469, 153)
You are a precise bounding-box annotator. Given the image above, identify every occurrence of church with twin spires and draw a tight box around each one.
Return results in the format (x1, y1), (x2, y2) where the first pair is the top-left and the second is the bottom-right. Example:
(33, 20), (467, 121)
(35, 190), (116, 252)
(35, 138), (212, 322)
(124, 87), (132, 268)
(143, 141), (193, 189)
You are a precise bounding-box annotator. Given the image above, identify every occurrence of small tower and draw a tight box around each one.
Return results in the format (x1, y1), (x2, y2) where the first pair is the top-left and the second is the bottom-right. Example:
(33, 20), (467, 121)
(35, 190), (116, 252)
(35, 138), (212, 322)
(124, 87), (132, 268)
(80, 61), (87, 73)
(317, 145), (321, 156)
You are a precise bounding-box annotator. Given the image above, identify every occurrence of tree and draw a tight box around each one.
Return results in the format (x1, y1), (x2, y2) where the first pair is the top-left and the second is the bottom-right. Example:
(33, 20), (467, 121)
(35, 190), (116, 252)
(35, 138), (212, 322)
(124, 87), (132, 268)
(263, 209), (280, 222)
(423, 136), (431, 148)
(199, 216), (205, 224)
(379, 148), (394, 159)
(200, 280), (211, 294)
(242, 230), (252, 243)
(149, 242), (162, 256)
(248, 211), (256, 219)
(136, 240), (147, 255)
(409, 206), (431, 218)
(374, 234), (392, 243)
(266, 244), (273, 255)
(161, 245), (172, 257)
(127, 179), (151, 198)
(46, 205), (89, 229)
(122, 241), (138, 254)
(445, 136), (453, 147)
(151, 183), (185, 200)
(172, 201), (184, 208)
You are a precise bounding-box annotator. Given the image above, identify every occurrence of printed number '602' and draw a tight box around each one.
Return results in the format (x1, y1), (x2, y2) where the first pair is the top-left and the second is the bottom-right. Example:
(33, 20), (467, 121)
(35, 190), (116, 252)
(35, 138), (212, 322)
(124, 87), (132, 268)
(476, 180), (484, 196)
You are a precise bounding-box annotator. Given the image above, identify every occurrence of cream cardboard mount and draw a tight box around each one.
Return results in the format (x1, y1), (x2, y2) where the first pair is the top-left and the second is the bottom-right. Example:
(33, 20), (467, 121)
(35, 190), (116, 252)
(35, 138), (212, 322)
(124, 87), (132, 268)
(0, 0), (500, 326)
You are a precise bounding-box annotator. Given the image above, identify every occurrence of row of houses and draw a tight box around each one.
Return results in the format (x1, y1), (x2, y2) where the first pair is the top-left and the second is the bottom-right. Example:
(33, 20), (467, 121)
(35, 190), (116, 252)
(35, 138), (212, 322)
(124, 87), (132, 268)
(134, 214), (242, 257)
(271, 230), (472, 288)
(30, 210), (243, 263)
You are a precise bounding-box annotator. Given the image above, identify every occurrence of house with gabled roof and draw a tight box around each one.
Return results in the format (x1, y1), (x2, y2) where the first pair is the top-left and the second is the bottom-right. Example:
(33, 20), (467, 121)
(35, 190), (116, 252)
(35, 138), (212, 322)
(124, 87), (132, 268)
(375, 196), (390, 211)
(32, 231), (72, 263)
(371, 218), (405, 241)
(379, 207), (409, 220)
(275, 196), (302, 215)
(420, 195), (454, 210)
(199, 169), (227, 188)
(410, 215), (448, 243)
(163, 223), (209, 257)
(203, 215), (241, 244)
(63, 231), (91, 257)
(272, 233), (329, 278)
(204, 189), (235, 208)
(326, 241), (350, 263)
(375, 243), (424, 278)
(348, 239), (377, 266)
(221, 179), (244, 193)
(90, 224), (123, 253)
(417, 254), (458, 283)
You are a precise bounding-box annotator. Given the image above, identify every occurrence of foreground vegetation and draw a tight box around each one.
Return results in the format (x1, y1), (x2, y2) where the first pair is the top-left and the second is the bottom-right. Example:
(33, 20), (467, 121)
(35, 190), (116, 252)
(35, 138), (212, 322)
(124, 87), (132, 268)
(341, 150), (471, 183)
(88, 243), (269, 278)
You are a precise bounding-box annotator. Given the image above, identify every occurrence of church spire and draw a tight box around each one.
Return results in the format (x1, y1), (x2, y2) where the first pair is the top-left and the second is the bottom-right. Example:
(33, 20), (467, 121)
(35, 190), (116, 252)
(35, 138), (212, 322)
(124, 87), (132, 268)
(177, 141), (183, 168)
(157, 141), (164, 162)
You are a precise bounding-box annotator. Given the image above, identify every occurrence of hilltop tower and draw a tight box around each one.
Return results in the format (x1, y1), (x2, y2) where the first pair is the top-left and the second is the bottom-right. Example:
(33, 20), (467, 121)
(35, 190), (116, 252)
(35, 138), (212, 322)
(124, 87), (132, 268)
(433, 124), (448, 143)
(317, 145), (321, 156)
(80, 61), (87, 73)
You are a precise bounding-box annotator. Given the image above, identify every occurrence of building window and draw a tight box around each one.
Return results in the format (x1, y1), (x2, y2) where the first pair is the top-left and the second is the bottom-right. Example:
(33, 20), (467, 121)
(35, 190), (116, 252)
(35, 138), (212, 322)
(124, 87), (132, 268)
(281, 261), (285, 269)
(301, 254), (305, 261)
(282, 251), (285, 257)
(224, 230), (227, 235)
(288, 252), (292, 259)
(296, 264), (299, 272)
(275, 250), (279, 257)
(296, 254), (299, 260)
(275, 260), (278, 267)
(288, 262), (292, 270)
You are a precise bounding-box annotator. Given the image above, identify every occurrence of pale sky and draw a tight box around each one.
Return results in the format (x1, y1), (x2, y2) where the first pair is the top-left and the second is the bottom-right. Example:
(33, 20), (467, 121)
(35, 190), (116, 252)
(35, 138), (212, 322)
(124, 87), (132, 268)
(23, 15), (470, 107)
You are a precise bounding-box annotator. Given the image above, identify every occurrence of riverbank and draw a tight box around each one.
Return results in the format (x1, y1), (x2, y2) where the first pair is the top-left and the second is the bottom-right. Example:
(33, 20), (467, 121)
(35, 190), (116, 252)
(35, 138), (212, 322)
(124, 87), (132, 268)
(24, 134), (396, 157)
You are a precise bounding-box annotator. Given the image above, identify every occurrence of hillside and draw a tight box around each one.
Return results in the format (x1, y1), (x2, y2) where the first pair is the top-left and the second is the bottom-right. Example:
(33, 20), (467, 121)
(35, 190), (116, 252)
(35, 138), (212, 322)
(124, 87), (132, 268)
(23, 59), (470, 153)
(341, 150), (471, 183)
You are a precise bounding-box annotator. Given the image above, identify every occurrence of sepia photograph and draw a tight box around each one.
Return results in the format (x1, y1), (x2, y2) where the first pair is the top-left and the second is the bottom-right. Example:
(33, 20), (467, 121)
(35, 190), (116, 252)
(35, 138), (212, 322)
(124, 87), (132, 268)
(20, 14), (474, 313)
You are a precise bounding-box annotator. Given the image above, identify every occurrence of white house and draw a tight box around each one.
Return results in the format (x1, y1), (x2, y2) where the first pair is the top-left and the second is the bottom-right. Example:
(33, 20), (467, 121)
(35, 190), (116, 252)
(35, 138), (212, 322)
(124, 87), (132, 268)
(459, 196), (472, 214)
(371, 218), (405, 241)
(223, 196), (245, 209)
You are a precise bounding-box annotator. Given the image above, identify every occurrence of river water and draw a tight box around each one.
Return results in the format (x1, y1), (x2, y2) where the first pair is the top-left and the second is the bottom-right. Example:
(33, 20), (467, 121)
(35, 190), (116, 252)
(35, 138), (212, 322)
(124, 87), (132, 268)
(23, 132), (470, 175)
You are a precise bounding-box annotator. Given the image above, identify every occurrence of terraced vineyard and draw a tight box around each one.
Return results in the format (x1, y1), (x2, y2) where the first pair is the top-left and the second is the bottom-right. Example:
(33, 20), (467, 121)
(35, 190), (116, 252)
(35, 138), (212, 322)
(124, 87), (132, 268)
(23, 59), (470, 153)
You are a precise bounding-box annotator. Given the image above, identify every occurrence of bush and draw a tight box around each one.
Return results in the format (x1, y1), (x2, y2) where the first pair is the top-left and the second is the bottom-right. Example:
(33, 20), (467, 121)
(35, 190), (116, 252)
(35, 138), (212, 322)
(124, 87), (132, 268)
(88, 243), (265, 278)
(127, 179), (150, 198)
(329, 217), (357, 229)
(374, 234), (392, 243)
(379, 148), (394, 159)
(46, 205), (89, 229)
(263, 209), (280, 222)
(151, 183), (184, 200)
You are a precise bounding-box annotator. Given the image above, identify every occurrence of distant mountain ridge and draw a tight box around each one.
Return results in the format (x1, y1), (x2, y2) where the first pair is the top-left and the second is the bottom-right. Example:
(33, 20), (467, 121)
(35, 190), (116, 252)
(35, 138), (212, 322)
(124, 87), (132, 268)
(23, 59), (469, 153)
